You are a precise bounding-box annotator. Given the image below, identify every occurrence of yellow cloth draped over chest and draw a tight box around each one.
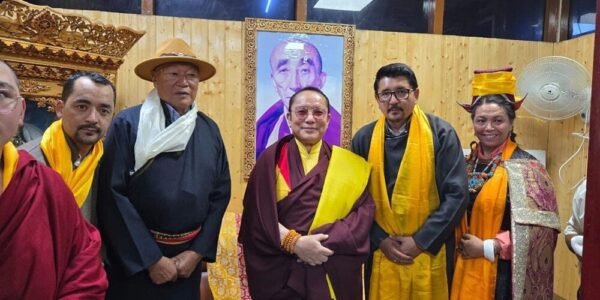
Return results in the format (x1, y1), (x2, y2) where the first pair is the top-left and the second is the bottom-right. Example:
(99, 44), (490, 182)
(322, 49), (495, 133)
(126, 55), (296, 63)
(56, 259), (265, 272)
(276, 139), (371, 299)
(40, 119), (103, 208)
(451, 140), (516, 300)
(368, 105), (447, 300)
(1, 142), (19, 191)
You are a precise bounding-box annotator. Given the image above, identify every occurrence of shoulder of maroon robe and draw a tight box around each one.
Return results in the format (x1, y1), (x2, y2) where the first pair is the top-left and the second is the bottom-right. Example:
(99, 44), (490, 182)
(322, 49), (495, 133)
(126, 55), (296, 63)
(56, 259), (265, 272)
(240, 135), (294, 248)
(0, 150), (107, 299)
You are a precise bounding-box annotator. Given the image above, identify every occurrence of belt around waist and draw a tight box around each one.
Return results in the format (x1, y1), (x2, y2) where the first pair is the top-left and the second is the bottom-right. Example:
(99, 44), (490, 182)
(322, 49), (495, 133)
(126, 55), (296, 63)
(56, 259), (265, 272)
(150, 227), (202, 245)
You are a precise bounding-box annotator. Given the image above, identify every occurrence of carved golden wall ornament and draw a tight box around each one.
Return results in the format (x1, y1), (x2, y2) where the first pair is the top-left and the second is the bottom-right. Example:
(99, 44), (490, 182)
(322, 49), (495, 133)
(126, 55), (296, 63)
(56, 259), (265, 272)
(0, 0), (144, 65)
(32, 96), (60, 112)
(20, 79), (50, 94)
(0, 0), (144, 115)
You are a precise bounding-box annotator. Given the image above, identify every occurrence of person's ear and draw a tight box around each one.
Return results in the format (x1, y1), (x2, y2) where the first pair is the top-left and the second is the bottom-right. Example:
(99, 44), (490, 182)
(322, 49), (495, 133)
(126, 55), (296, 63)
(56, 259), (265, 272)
(55, 100), (65, 119)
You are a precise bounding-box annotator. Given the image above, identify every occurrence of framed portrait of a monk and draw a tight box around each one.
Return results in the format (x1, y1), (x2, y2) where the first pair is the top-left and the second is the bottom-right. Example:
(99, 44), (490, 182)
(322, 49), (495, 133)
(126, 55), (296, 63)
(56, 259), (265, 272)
(243, 18), (355, 177)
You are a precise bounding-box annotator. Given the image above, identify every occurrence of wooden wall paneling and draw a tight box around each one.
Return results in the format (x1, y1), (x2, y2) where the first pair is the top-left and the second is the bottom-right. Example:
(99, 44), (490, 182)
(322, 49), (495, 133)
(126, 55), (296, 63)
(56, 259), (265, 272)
(191, 18), (210, 114)
(351, 30), (373, 132)
(440, 35), (471, 145)
(173, 16), (193, 42)
(134, 13), (155, 109)
(352, 30), (386, 132)
(223, 21), (244, 212)
(409, 33), (444, 118)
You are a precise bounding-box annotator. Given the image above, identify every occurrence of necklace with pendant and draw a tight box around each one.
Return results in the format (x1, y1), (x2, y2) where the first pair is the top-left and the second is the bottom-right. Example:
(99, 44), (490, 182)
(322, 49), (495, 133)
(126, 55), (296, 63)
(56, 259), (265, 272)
(467, 154), (502, 193)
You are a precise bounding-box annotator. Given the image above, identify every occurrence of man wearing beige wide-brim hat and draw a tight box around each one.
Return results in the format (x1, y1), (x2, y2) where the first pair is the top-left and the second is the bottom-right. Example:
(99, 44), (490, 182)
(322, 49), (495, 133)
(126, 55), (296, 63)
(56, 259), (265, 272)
(98, 38), (231, 300)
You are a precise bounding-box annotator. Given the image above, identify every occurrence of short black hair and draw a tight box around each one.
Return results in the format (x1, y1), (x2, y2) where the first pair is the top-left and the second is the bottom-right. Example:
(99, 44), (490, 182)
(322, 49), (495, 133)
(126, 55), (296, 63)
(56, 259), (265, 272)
(288, 86), (331, 113)
(470, 94), (518, 142)
(373, 63), (419, 93)
(62, 72), (116, 103)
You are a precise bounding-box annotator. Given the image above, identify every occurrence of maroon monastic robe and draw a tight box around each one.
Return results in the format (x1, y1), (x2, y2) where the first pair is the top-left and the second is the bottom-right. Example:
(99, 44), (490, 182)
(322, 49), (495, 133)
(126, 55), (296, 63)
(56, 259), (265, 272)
(239, 136), (374, 300)
(0, 150), (107, 299)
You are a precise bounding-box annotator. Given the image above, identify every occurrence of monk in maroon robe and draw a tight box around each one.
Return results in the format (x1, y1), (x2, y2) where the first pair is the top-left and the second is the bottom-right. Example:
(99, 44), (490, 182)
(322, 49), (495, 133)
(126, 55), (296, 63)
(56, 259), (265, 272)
(0, 60), (107, 299)
(239, 87), (374, 299)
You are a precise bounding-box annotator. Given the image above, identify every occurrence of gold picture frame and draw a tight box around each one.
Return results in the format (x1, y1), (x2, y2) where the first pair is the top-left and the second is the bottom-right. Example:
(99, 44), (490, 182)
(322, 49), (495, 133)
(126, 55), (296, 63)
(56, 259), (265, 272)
(243, 18), (355, 178)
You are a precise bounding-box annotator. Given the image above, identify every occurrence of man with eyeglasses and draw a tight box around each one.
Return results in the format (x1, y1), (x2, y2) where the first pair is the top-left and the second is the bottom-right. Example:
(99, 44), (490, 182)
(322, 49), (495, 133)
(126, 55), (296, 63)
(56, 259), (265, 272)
(352, 63), (467, 299)
(97, 38), (231, 299)
(240, 86), (374, 299)
(0, 60), (107, 299)
(20, 71), (115, 223)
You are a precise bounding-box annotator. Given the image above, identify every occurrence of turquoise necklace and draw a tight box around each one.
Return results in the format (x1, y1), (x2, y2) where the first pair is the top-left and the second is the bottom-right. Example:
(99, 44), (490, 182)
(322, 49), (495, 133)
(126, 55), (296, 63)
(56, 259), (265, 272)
(466, 154), (502, 193)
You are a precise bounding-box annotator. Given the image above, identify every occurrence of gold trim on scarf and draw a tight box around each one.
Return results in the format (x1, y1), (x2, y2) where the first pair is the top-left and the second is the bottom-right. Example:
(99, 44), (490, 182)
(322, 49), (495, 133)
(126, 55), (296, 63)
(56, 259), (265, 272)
(40, 119), (103, 207)
(367, 105), (447, 300)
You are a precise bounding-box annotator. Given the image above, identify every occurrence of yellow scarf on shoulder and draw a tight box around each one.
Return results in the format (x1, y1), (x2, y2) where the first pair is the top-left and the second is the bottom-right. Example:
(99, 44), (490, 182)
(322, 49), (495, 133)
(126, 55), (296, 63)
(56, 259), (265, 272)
(451, 140), (516, 300)
(2, 142), (19, 191)
(368, 105), (447, 300)
(40, 119), (103, 207)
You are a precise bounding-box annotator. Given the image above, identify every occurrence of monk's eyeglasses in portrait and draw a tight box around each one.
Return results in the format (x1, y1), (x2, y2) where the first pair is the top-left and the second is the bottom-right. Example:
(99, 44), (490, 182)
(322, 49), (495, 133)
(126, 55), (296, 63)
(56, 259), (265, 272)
(293, 107), (328, 120)
(377, 88), (413, 102)
(0, 89), (22, 114)
(160, 70), (200, 83)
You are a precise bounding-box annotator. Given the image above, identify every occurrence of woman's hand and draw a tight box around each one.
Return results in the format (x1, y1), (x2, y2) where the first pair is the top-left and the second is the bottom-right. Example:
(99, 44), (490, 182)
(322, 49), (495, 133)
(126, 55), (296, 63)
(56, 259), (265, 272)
(459, 234), (484, 259)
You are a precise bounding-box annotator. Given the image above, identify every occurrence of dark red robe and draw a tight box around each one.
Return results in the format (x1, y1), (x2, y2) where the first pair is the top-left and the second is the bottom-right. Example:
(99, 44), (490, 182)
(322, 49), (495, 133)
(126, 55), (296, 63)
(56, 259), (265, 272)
(239, 136), (374, 300)
(0, 150), (107, 299)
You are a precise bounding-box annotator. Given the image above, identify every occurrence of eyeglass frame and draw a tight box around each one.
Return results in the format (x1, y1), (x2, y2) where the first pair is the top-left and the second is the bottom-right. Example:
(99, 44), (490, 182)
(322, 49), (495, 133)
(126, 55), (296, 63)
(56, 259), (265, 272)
(289, 106), (329, 120)
(376, 88), (414, 102)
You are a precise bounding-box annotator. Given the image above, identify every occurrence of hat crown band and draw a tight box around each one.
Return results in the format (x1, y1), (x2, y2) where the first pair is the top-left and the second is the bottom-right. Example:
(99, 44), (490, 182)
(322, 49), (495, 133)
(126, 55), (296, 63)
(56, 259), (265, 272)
(160, 52), (196, 58)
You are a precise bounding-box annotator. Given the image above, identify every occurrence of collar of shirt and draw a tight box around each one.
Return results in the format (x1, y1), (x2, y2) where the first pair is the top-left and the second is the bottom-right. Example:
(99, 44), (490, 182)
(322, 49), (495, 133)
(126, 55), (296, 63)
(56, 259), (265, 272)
(63, 131), (89, 168)
(385, 117), (410, 139)
(161, 100), (184, 124)
(295, 138), (322, 174)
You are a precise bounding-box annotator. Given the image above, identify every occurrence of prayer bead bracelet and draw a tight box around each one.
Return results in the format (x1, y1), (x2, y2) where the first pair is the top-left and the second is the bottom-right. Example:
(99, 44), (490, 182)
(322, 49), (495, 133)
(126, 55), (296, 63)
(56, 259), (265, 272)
(282, 229), (301, 254)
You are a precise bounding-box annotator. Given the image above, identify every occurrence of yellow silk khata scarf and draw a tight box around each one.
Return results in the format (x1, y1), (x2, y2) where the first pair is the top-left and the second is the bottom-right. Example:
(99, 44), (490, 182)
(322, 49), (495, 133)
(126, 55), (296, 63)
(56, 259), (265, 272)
(2, 142), (19, 190)
(368, 105), (447, 300)
(40, 119), (103, 207)
(276, 143), (371, 299)
(451, 140), (516, 300)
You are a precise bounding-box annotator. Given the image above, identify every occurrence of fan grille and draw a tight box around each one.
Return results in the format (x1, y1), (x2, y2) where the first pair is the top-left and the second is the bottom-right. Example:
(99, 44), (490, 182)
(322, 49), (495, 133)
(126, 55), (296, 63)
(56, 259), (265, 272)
(517, 56), (590, 120)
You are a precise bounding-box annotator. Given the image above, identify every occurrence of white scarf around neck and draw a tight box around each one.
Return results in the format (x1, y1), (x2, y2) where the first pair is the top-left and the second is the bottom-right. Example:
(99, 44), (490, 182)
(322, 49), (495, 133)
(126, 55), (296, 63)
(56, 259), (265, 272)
(134, 89), (198, 172)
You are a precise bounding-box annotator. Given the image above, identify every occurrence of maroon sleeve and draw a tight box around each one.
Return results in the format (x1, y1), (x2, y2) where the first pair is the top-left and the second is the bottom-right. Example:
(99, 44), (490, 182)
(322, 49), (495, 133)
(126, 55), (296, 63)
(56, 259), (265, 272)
(57, 214), (107, 300)
(312, 189), (375, 256)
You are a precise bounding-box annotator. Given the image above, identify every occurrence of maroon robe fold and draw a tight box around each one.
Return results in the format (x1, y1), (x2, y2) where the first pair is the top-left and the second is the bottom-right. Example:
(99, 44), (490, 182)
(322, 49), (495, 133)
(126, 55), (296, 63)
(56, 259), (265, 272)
(0, 150), (107, 300)
(239, 136), (374, 300)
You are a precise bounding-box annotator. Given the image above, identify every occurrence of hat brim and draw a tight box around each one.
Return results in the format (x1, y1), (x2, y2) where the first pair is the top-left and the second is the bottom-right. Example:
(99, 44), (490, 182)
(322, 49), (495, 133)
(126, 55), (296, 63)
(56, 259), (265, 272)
(134, 57), (216, 82)
(458, 95), (526, 113)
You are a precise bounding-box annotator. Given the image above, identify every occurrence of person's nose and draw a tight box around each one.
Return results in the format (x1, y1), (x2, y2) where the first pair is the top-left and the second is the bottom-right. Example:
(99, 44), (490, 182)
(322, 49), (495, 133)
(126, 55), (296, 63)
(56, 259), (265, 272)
(304, 112), (316, 123)
(289, 71), (301, 91)
(388, 94), (401, 105)
(484, 121), (494, 130)
(175, 75), (190, 86)
(86, 108), (99, 123)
